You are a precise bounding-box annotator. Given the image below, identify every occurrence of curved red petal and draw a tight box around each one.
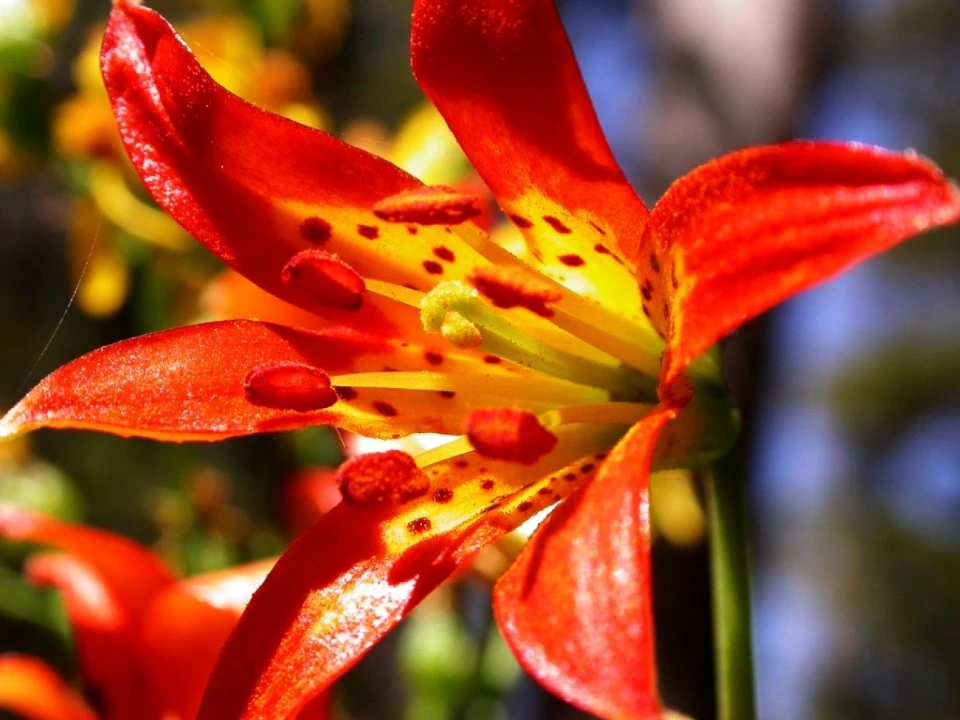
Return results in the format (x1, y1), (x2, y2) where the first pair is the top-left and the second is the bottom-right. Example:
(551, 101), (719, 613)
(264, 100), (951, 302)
(199, 424), (619, 718)
(0, 320), (519, 441)
(642, 142), (960, 391)
(493, 407), (676, 719)
(139, 560), (306, 720)
(101, 2), (486, 311)
(0, 506), (175, 624)
(411, 0), (651, 317)
(0, 655), (96, 720)
(25, 554), (153, 720)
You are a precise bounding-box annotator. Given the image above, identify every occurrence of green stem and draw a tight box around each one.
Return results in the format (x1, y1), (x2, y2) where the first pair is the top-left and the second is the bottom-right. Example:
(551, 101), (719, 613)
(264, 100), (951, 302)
(707, 450), (757, 720)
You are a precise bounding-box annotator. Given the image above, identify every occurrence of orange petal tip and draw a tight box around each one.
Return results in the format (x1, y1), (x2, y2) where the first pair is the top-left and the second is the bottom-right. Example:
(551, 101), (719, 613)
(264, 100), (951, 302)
(336, 450), (430, 506)
(243, 363), (339, 412)
(372, 185), (482, 226)
(466, 408), (558, 465)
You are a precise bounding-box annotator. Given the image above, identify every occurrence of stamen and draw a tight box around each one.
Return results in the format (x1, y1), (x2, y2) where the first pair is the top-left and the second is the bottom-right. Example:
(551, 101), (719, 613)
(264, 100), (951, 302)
(337, 450), (430, 506)
(468, 266), (562, 318)
(420, 281), (654, 399)
(328, 371), (608, 406)
(281, 250), (365, 311)
(243, 363), (339, 411)
(451, 224), (665, 376)
(373, 185), (482, 225)
(465, 408), (558, 465)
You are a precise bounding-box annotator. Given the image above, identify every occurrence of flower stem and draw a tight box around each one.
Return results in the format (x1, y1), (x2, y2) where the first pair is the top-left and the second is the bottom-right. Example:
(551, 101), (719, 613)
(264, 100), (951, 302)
(707, 450), (757, 720)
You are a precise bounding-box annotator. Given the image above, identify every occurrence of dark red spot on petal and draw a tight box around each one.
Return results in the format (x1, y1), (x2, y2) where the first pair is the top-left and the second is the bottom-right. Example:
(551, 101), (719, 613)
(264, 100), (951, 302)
(300, 216), (332, 243)
(641, 286), (652, 301)
(437, 390), (456, 399)
(425, 351), (444, 365)
(422, 260), (443, 275)
(281, 249), (365, 311)
(580, 463), (595, 474)
(454, 459), (470, 469)
(558, 254), (585, 267)
(243, 363), (338, 412)
(406, 517), (432, 535)
(337, 450), (428, 506)
(594, 243), (611, 254)
(433, 246), (455, 262)
(509, 214), (533, 229)
(537, 487), (552, 496)
(589, 220), (607, 236)
(483, 355), (501, 364)
(479, 478), (495, 490)
(542, 216), (571, 234)
(374, 186), (482, 226)
(357, 224), (379, 239)
(373, 401), (398, 417)
(563, 473), (577, 482)
(466, 407), (558, 465)
(433, 488), (454, 503)
(649, 253), (660, 273)
(336, 386), (358, 401)
(469, 266), (562, 318)
(517, 501), (534, 513)
(407, 225), (419, 235)
(595, 452), (608, 460)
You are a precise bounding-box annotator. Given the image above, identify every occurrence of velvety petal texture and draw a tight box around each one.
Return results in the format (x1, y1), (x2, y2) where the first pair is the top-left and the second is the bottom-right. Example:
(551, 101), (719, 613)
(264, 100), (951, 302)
(101, 1), (488, 316)
(641, 142), (960, 390)
(0, 321), (542, 442)
(494, 407), (675, 719)
(138, 559), (325, 720)
(411, 0), (651, 322)
(199, 424), (622, 718)
(0, 655), (96, 720)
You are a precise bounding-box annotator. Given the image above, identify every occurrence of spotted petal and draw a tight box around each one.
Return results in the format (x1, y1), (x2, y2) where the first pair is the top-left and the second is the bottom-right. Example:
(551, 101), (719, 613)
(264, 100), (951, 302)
(0, 320), (559, 442)
(638, 142), (960, 391)
(411, 0), (651, 321)
(199, 423), (625, 718)
(102, 1), (488, 321)
(493, 407), (676, 719)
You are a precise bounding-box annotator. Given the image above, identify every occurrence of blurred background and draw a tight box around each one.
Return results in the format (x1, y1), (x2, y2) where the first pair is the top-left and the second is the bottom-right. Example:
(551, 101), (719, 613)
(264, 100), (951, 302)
(0, 0), (958, 718)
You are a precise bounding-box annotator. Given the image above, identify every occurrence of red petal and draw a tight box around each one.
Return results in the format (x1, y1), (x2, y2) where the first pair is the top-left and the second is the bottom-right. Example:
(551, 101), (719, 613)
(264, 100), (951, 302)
(25, 554), (153, 720)
(199, 425), (620, 718)
(493, 407), (676, 719)
(642, 142), (960, 391)
(0, 505), (175, 624)
(137, 559), (322, 720)
(0, 320), (523, 441)
(411, 0), (651, 318)
(0, 655), (96, 720)
(101, 2), (486, 311)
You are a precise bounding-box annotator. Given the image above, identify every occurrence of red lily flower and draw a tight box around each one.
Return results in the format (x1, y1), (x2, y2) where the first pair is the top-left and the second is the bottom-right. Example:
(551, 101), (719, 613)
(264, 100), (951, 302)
(0, 505), (323, 720)
(2, 0), (958, 717)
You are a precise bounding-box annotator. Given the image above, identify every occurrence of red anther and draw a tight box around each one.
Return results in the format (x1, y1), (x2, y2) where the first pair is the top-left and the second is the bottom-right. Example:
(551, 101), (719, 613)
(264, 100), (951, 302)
(281, 250), (365, 311)
(372, 185), (482, 226)
(469, 266), (562, 318)
(466, 408), (558, 465)
(336, 450), (430, 506)
(243, 363), (338, 412)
